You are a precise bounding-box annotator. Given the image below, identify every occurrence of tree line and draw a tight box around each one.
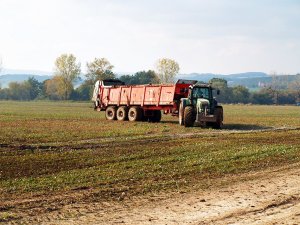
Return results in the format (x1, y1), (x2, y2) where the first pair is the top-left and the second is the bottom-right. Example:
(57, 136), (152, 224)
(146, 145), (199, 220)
(210, 78), (300, 105)
(0, 54), (179, 101)
(0, 53), (299, 104)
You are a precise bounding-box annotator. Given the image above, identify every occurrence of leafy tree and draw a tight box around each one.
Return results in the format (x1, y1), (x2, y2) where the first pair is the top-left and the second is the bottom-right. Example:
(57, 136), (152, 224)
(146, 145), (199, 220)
(0, 88), (9, 99)
(277, 91), (296, 104)
(26, 77), (43, 99)
(119, 70), (159, 85)
(232, 85), (250, 103)
(156, 58), (180, 83)
(251, 88), (273, 105)
(54, 54), (81, 100)
(119, 74), (132, 84)
(44, 76), (65, 100)
(209, 78), (228, 88)
(0, 77), (44, 100)
(72, 83), (93, 101)
(209, 78), (233, 103)
(289, 74), (300, 102)
(7, 82), (31, 100)
(86, 58), (115, 84)
(134, 70), (159, 84)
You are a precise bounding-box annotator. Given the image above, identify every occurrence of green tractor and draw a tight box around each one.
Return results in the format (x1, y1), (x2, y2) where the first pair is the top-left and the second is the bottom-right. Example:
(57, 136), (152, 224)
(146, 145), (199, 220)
(179, 83), (223, 128)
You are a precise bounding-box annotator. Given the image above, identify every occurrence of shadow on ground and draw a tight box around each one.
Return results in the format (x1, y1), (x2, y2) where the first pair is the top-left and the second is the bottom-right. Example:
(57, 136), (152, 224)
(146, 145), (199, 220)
(160, 121), (179, 124)
(161, 121), (273, 131)
(222, 124), (272, 131)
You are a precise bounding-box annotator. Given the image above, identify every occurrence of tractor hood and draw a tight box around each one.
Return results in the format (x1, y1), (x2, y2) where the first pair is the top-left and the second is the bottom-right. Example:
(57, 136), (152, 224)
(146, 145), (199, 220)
(196, 98), (210, 113)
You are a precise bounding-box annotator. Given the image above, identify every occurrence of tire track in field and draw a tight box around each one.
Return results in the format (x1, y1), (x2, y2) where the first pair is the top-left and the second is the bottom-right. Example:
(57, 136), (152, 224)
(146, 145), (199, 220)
(213, 195), (300, 224)
(1, 126), (299, 153)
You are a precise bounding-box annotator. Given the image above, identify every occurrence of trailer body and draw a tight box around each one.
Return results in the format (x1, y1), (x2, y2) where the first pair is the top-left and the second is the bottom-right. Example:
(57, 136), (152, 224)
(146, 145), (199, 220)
(93, 79), (196, 118)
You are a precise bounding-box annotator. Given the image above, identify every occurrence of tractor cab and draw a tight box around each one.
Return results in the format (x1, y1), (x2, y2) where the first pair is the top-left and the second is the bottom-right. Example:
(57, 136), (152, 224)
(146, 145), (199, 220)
(179, 83), (223, 128)
(188, 84), (219, 115)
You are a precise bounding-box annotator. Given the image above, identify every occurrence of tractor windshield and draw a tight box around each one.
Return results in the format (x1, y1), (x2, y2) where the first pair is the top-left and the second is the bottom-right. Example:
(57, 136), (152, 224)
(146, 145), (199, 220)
(192, 87), (210, 99)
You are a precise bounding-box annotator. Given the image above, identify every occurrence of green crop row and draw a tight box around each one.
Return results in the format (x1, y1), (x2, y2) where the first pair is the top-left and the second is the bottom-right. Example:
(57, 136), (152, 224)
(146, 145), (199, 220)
(0, 101), (299, 202)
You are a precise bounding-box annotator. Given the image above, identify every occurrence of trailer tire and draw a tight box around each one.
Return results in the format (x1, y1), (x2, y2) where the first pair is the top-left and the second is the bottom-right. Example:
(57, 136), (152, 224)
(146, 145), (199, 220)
(142, 116), (149, 122)
(116, 106), (128, 121)
(128, 107), (142, 122)
(139, 107), (146, 121)
(154, 110), (162, 122)
(149, 110), (161, 122)
(179, 102), (184, 126)
(184, 106), (195, 127)
(105, 106), (117, 120)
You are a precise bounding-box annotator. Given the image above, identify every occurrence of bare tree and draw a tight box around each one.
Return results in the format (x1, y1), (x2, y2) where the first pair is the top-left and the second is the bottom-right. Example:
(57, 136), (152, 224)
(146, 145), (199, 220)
(289, 73), (300, 102)
(269, 72), (280, 104)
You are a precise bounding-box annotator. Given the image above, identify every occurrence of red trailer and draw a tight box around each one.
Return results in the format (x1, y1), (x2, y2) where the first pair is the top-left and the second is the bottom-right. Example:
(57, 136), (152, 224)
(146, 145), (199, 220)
(92, 79), (197, 122)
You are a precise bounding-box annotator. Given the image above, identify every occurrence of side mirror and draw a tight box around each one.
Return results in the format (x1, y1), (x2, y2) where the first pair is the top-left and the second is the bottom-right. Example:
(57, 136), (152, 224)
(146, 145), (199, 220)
(217, 90), (220, 95)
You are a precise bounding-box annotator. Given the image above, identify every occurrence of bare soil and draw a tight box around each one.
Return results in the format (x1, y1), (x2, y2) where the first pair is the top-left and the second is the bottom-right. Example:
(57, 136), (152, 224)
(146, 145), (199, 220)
(5, 163), (300, 225)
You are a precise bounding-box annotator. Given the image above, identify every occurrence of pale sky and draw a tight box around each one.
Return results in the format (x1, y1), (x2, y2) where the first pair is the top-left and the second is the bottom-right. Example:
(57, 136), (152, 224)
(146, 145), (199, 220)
(0, 0), (299, 74)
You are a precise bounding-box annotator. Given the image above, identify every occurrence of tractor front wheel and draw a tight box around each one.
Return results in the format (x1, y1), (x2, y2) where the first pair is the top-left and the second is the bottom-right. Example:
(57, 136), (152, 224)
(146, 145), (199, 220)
(184, 106), (195, 127)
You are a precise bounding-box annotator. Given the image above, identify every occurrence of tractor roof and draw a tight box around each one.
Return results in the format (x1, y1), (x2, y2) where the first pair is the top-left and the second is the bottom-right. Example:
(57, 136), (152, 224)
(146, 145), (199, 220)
(193, 83), (212, 88)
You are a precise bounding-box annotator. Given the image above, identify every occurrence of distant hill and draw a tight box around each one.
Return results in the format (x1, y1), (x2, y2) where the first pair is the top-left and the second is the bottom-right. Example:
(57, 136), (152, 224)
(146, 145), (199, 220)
(1, 70), (298, 90)
(177, 72), (268, 83)
(177, 72), (300, 90)
(0, 68), (53, 76)
(0, 74), (85, 88)
(0, 74), (53, 88)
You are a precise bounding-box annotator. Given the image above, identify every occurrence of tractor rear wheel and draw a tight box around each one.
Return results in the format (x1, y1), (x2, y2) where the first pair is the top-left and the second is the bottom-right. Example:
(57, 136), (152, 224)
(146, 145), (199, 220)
(213, 106), (223, 129)
(105, 106), (117, 120)
(184, 106), (195, 127)
(128, 107), (143, 121)
(116, 106), (128, 121)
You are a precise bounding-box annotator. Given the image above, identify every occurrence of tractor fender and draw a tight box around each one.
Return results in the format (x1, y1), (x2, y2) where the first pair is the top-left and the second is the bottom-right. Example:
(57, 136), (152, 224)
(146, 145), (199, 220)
(180, 98), (191, 108)
(179, 98), (191, 125)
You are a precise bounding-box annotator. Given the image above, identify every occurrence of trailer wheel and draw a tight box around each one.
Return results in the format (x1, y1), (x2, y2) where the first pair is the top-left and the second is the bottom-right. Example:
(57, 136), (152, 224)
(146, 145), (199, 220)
(128, 107), (142, 121)
(117, 106), (128, 121)
(178, 102), (184, 126)
(139, 108), (148, 122)
(105, 106), (117, 120)
(149, 110), (161, 122)
(142, 116), (149, 122)
(154, 110), (162, 122)
(184, 106), (195, 127)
